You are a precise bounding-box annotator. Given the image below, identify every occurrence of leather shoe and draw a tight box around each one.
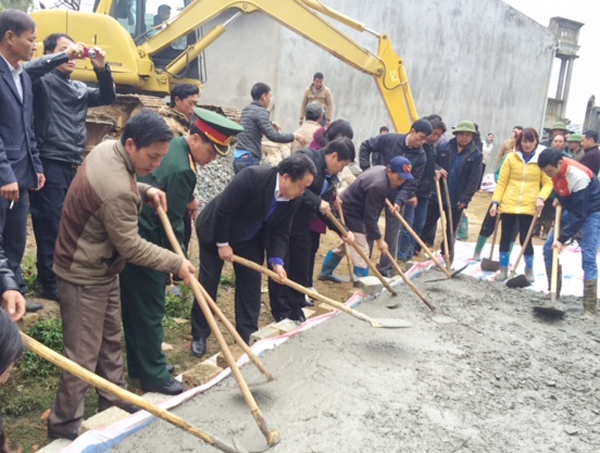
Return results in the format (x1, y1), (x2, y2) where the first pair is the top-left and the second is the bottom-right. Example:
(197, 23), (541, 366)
(144, 376), (183, 395)
(166, 364), (175, 375)
(191, 338), (206, 357)
(48, 429), (78, 441)
(290, 309), (306, 324)
(40, 288), (59, 301)
(25, 299), (43, 312)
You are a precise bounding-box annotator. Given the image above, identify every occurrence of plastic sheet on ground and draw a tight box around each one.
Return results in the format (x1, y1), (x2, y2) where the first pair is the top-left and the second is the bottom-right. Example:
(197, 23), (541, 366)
(444, 240), (595, 297)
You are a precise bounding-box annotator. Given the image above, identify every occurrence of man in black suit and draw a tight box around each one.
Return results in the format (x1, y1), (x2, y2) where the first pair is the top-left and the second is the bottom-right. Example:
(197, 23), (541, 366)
(268, 137), (356, 323)
(192, 154), (316, 355)
(0, 10), (45, 312)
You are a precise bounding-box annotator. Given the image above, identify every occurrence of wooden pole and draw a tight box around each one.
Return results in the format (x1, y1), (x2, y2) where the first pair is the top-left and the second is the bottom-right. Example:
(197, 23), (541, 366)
(338, 207), (355, 280)
(325, 212), (397, 296)
(434, 178), (451, 270)
(385, 199), (451, 277)
(21, 333), (242, 453)
(156, 207), (278, 446)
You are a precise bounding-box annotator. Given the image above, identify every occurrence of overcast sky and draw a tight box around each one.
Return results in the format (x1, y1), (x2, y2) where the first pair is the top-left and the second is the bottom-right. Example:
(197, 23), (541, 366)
(503, 0), (600, 126)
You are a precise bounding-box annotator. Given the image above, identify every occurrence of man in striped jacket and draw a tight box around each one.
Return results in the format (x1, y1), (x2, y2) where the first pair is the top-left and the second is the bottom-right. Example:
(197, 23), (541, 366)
(538, 148), (600, 318)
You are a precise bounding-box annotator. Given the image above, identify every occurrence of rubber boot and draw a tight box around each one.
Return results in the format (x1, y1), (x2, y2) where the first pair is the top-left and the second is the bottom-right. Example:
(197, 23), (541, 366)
(524, 255), (535, 283)
(318, 250), (343, 283)
(545, 265), (562, 298)
(472, 235), (487, 261)
(497, 252), (510, 281)
(583, 280), (597, 318)
(353, 266), (369, 278)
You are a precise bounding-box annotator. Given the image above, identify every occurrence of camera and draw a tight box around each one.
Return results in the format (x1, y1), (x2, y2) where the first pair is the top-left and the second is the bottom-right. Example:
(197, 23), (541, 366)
(83, 48), (97, 59)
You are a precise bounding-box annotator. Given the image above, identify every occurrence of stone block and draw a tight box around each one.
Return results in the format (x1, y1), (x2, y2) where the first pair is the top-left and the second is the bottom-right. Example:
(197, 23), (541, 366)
(302, 307), (315, 318)
(37, 439), (71, 453)
(249, 325), (280, 345)
(80, 407), (130, 434)
(356, 276), (383, 295)
(182, 363), (223, 390)
(272, 319), (300, 334)
(312, 303), (338, 317)
(216, 344), (245, 369)
(19, 312), (39, 331)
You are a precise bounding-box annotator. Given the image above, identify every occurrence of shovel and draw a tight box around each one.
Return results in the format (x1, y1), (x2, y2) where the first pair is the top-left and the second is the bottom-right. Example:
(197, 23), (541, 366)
(325, 212), (397, 296)
(338, 207), (357, 284)
(481, 214), (501, 272)
(506, 213), (540, 288)
(441, 177), (456, 265)
(21, 333), (251, 453)
(383, 249), (457, 323)
(233, 254), (412, 329)
(384, 200), (467, 280)
(434, 178), (451, 270)
(534, 205), (566, 317)
(157, 207), (279, 449)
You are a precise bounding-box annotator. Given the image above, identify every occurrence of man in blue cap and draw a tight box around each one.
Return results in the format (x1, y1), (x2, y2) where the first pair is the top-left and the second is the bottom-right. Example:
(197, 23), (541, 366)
(319, 156), (413, 280)
(119, 107), (243, 395)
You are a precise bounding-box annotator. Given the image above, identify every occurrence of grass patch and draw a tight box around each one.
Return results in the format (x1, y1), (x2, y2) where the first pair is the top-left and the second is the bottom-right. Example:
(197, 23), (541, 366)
(164, 283), (193, 320)
(16, 319), (64, 381)
(20, 252), (41, 296)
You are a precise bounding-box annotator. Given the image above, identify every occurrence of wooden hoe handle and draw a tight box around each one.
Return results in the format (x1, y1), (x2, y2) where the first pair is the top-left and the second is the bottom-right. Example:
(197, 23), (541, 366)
(21, 333), (242, 453)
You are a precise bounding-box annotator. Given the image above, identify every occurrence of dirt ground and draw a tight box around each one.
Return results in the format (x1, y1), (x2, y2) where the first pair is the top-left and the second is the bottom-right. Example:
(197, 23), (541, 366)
(111, 267), (599, 453)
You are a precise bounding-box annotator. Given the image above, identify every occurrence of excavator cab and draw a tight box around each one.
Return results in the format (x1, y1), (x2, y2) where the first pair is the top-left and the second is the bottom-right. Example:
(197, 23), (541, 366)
(100, 0), (205, 81)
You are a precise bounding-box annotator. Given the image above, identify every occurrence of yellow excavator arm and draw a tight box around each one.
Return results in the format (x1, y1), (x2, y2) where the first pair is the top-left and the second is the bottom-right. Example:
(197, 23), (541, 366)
(31, 0), (418, 131)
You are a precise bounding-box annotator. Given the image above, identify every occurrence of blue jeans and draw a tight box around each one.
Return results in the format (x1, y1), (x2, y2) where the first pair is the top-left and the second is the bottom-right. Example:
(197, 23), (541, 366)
(397, 196), (429, 260)
(543, 210), (600, 281)
(233, 153), (260, 174)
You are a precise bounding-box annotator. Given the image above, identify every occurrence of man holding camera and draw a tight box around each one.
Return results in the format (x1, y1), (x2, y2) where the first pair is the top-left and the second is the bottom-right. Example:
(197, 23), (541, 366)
(25, 33), (116, 302)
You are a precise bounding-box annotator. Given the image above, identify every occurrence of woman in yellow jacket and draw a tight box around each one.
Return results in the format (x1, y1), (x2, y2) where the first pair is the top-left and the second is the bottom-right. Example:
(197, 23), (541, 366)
(490, 128), (553, 281)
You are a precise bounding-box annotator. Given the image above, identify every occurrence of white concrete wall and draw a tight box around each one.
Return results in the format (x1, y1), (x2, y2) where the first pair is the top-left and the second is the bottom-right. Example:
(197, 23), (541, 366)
(199, 0), (555, 168)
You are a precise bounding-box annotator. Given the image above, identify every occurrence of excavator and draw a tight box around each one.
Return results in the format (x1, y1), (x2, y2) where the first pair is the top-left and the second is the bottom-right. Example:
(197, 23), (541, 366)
(30, 0), (418, 135)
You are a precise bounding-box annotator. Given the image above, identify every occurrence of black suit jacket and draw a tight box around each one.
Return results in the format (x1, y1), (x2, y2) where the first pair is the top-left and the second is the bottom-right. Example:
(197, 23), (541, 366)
(0, 56), (42, 189)
(291, 148), (343, 235)
(197, 166), (301, 260)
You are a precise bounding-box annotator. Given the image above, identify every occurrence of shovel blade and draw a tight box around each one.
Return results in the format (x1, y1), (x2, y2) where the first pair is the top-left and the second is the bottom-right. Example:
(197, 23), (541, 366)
(533, 304), (566, 317)
(431, 312), (457, 324)
(371, 318), (413, 328)
(480, 259), (500, 272)
(506, 274), (530, 288)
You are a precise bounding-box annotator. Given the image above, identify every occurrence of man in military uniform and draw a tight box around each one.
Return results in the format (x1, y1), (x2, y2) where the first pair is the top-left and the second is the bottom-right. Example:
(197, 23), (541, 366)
(119, 108), (242, 395)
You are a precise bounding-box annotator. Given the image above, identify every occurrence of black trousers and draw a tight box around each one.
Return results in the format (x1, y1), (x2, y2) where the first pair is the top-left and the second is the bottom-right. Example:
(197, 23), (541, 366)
(0, 190), (29, 293)
(30, 159), (77, 292)
(421, 200), (463, 257)
(268, 230), (311, 321)
(192, 240), (264, 344)
(307, 231), (321, 287)
(499, 213), (533, 255)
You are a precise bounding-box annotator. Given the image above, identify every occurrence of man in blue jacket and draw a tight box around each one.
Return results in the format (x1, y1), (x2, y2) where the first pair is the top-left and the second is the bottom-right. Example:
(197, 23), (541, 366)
(25, 33), (116, 301)
(0, 10), (45, 312)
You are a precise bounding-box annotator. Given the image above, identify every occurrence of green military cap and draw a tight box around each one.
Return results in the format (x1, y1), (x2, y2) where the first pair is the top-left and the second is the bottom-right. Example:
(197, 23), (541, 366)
(452, 120), (477, 135)
(550, 122), (568, 132)
(567, 133), (582, 142)
(191, 107), (244, 156)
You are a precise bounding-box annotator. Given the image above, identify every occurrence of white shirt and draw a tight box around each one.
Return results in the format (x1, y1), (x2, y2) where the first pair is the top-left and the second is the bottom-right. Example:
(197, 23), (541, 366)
(0, 52), (24, 101)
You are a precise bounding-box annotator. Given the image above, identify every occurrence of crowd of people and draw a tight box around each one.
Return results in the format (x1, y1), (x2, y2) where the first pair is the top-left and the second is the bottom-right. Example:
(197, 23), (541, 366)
(0, 8), (599, 449)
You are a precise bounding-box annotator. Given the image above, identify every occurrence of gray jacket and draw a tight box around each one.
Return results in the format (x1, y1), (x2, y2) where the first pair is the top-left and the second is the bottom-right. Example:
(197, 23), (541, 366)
(25, 52), (116, 165)
(236, 101), (294, 159)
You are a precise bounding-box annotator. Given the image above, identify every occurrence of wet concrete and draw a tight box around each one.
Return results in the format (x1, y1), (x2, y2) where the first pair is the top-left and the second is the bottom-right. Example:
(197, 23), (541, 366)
(111, 270), (600, 453)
